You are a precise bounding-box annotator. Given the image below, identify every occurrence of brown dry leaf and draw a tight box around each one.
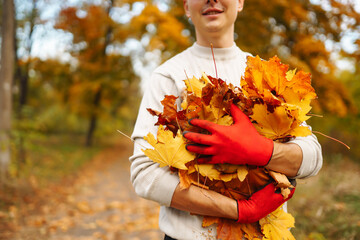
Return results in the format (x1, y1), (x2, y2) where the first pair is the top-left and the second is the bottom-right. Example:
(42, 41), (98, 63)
(182, 94), (203, 121)
(202, 216), (219, 228)
(178, 169), (192, 189)
(281, 188), (291, 199)
(216, 219), (262, 240)
(0, 211), (8, 219)
(142, 125), (195, 170)
(29, 216), (47, 227)
(215, 164), (239, 174)
(188, 173), (209, 189)
(76, 201), (92, 214)
(268, 171), (293, 188)
(179, 163), (209, 189)
(237, 168), (271, 196)
(216, 219), (243, 240)
(241, 223), (263, 239)
(147, 95), (188, 135)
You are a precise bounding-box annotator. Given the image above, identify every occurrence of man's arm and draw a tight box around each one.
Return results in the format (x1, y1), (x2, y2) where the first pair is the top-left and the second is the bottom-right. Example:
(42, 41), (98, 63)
(266, 142), (302, 178)
(170, 184), (238, 220)
(171, 181), (295, 223)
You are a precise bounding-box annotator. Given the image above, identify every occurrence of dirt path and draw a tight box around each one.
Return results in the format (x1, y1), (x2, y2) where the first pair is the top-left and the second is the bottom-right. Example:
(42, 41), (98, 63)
(6, 140), (163, 240)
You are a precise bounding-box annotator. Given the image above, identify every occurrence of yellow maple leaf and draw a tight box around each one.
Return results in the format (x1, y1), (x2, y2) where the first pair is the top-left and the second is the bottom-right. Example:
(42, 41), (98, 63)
(282, 101), (312, 122)
(251, 104), (311, 140)
(194, 164), (247, 182)
(259, 206), (295, 240)
(283, 70), (316, 102)
(194, 164), (221, 181)
(216, 164), (248, 182)
(220, 173), (238, 182)
(142, 125), (195, 170)
(184, 76), (204, 97)
(237, 166), (248, 182)
(199, 104), (233, 126)
(281, 69), (316, 122)
(286, 69), (296, 81)
(184, 73), (211, 97)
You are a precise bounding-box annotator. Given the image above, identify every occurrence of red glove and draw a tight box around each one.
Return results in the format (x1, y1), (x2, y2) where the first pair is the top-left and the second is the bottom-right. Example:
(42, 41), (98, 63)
(236, 183), (295, 223)
(183, 104), (274, 166)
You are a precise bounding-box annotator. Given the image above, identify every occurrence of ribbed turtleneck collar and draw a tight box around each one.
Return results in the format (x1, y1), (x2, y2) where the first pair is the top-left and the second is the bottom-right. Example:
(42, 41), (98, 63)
(189, 42), (240, 60)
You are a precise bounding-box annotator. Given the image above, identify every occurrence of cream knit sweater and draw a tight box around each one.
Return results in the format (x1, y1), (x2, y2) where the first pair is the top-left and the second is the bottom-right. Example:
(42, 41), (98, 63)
(129, 43), (323, 239)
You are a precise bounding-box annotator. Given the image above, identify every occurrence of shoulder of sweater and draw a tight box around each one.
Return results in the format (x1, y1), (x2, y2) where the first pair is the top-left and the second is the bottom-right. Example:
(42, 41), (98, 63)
(153, 48), (193, 75)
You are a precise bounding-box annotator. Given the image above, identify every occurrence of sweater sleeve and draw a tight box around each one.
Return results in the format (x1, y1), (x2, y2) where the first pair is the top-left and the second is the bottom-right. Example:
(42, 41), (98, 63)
(129, 70), (181, 207)
(288, 125), (323, 179)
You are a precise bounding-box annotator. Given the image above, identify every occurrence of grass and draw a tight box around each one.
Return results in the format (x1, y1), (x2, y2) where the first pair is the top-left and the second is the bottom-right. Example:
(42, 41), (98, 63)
(289, 156), (360, 240)
(10, 133), (104, 187)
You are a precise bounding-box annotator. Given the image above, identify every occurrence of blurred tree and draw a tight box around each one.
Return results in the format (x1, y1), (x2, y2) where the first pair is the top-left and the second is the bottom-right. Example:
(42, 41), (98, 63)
(0, 0), (15, 181)
(11, 0), (40, 164)
(54, 1), (139, 146)
(14, 0), (38, 113)
(128, 2), (190, 60)
(155, 0), (359, 116)
(29, 58), (72, 106)
(0, 1), (3, 33)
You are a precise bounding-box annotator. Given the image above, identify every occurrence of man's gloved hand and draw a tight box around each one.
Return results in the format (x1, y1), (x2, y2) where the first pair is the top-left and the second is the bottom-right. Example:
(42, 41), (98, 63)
(236, 183), (295, 223)
(183, 104), (274, 166)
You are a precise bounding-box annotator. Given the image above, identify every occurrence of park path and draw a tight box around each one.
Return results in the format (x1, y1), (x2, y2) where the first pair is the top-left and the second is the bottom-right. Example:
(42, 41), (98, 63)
(6, 140), (163, 240)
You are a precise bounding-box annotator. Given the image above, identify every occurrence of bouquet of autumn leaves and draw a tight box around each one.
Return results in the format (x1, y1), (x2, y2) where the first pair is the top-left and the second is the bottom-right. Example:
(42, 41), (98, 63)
(142, 55), (317, 240)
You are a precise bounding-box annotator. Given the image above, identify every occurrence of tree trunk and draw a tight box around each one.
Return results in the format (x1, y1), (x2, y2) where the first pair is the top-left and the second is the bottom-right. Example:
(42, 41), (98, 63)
(85, 0), (113, 147)
(85, 86), (102, 147)
(0, 0), (15, 182)
(17, 0), (36, 111)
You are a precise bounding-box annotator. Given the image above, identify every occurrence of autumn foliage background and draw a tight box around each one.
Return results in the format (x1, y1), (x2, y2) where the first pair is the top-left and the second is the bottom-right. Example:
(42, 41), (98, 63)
(0, 0), (359, 239)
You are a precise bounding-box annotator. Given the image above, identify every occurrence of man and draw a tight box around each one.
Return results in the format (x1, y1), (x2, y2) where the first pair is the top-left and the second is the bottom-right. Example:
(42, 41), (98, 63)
(129, 0), (323, 239)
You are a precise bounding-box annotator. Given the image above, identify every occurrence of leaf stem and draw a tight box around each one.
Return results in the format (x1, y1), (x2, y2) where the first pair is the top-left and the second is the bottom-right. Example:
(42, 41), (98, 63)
(210, 43), (218, 79)
(307, 113), (323, 118)
(116, 129), (150, 150)
(117, 129), (133, 142)
(184, 70), (194, 93)
(312, 130), (350, 150)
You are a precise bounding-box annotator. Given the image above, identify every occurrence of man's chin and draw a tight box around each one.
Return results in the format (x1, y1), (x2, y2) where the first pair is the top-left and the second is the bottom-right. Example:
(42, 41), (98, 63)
(204, 23), (224, 33)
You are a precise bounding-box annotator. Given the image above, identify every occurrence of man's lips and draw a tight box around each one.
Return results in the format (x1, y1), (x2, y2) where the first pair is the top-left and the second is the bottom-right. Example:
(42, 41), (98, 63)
(202, 8), (224, 15)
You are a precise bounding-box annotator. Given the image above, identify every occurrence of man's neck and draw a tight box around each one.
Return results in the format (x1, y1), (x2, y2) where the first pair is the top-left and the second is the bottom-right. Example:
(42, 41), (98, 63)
(195, 30), (235, 48)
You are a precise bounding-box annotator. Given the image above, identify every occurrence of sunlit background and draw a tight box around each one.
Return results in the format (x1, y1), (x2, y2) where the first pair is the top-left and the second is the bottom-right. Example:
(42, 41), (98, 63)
(0, 0), (359, 239)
